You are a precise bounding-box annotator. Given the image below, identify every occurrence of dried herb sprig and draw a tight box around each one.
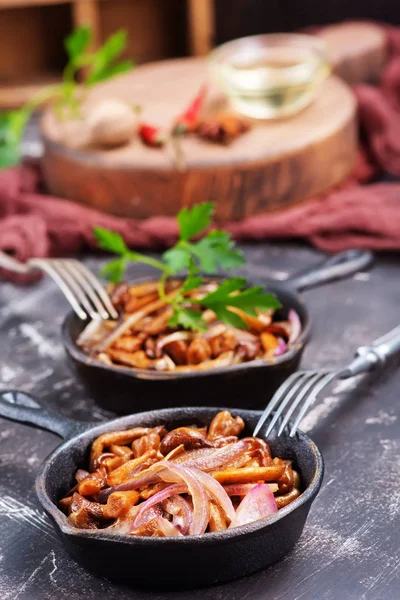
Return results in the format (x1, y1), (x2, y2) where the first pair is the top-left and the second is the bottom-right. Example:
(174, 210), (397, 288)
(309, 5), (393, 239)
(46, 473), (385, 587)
(94, 202), (281, 331)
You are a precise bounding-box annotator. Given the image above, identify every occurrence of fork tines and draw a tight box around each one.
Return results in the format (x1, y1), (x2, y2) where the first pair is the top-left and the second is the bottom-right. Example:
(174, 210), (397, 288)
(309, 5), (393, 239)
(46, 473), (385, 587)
(253, 370), (337, 439)
(29, 258), (119, 321)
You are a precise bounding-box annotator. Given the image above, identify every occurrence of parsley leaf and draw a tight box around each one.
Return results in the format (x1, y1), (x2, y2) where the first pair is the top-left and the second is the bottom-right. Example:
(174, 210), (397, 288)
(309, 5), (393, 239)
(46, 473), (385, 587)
(162, 247), (191, 273)
(86, 30), (133, 85)
(177, 259), (202, 295)
(98, 29), (127, 61)
(206, 305), (247, 329)
(190, 230), (245, 273)
(94, 227), (129, 282)
(201, 277), (281, 327)
(181, 275), (203, 293)
(224, 286), (282, 312)
(93, 226), (168, 281)
(177, 202), (214, 241)
(65, 27), (91, 61)
(0, 110), (30, 168)
(100, 60), (134, 80)
(100, 257), (127, 283)
(169, 308), (207, 331)
(0, 26), (135, 171)
(202, 277), (247, 297)
(94, 202), (282, 332)
(164, 227), (245, 275)
(94, 227), (128, 254)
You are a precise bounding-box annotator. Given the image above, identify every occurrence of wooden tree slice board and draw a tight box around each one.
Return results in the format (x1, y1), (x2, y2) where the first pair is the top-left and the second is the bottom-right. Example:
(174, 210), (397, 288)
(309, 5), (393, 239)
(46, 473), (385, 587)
(41, 58), (357, 221)
(318, 21), (388, 85)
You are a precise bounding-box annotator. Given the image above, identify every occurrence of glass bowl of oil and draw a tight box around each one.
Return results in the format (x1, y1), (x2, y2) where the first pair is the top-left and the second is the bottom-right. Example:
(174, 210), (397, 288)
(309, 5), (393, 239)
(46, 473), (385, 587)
(209, 33), (330, 120)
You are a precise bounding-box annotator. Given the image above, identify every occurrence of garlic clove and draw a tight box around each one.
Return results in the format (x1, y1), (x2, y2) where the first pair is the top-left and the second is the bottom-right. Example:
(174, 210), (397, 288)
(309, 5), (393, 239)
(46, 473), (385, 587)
(86, 99), (137, 147)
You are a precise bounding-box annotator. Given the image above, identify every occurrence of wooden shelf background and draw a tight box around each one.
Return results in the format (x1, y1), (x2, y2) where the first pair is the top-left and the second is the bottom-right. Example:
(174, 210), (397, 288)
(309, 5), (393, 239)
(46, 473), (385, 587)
(0, 0), (214, 109)
(2, 0), (398, 109)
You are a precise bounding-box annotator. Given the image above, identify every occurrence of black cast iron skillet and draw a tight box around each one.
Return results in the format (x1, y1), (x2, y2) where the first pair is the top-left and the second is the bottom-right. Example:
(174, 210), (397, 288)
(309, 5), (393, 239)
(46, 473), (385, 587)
(0, 390), (323, 588)
(62, 249), (373, 413)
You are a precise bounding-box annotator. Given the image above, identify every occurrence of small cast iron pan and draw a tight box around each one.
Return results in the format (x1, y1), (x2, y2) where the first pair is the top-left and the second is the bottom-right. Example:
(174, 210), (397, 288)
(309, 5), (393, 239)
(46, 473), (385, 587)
(62, 249), (372, 413)
(0, 390), (323, 588)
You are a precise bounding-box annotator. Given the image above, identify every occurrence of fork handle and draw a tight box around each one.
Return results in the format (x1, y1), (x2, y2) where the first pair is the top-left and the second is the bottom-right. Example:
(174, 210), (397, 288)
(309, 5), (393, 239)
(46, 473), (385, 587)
(0, 251), (38, 275)
(340, 325), (400, 378)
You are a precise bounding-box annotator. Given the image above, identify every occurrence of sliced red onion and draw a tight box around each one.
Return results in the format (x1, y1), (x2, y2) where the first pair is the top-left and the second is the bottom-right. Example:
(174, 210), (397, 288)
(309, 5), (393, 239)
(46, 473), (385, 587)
(274, 337), (287, 356)
(133, 505), (164, 528)
(104, 505), (141, 534)
(212, 436), (239, 448)
(75, 469), (90, 482)
(156, 331), (194, 353)
(157, 463), (210, 535)
(191, 468), (235, 524)
(223, 484), (258, 496)
(94, 311), (147, 352)
(224, 483), (278, 496)
(230, 328), (259, 343)
(202, 324), (227, 340)
(96, 472), (160, 503)
(155, 516), (183, 537)
(107, 520), (136, 534)
(171, 447), (220, 465)
(230, 484), (278, 529)
(177, 439), (252, 472)
(288, 309), (302, 344)
(77, 318), (111, 348)
(163, 444), (185, 461)
(97, 459), (190, 503)
(155, 354), (176, 371)
(132, 483), (187, 529)
(163, 495), (192, 535)
(96, 461), (170, 502)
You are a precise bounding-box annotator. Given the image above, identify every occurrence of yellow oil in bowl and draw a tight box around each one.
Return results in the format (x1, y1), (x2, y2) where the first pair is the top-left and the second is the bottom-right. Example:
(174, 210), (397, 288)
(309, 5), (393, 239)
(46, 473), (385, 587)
(209, 34), (330, 120)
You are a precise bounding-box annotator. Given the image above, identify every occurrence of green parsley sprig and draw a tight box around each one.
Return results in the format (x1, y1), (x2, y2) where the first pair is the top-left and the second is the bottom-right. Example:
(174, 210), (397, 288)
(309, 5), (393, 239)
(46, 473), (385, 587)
(94, 202), (281, 331)
(56, 26), (134, 119)
(0, 26), (134, 169)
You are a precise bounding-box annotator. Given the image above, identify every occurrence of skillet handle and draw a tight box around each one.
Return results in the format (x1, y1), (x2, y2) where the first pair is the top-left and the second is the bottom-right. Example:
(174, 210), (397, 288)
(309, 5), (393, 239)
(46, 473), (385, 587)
(0, 390), (90, 440)
(339, 324), (400, 378)
(288, 249), (373, 293)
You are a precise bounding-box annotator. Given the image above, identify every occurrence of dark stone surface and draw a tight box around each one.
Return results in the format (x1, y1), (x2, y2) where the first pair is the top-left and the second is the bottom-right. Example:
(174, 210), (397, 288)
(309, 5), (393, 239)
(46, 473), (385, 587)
(0, 244), (400, 599)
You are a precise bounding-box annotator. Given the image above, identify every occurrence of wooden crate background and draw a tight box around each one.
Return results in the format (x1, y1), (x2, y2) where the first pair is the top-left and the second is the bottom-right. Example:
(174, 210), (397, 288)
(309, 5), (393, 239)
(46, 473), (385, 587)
(0, 0), (190, 108)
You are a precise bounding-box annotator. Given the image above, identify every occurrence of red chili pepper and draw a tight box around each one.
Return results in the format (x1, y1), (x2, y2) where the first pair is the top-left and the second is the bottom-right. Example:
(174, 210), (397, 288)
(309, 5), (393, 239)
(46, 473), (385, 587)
(138, 123), (167, 147)
(173, 84), (208, 135)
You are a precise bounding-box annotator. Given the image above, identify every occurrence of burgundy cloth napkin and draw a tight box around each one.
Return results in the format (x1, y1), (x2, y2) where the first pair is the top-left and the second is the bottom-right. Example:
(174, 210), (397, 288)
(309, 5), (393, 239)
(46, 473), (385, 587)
(2, 22), (400, 283)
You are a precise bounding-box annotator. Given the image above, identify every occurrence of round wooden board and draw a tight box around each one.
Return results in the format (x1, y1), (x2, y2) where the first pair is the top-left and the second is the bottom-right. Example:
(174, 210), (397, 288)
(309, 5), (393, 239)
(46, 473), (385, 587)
(41, 58), (357, 221)
(318, 21), (388, 85)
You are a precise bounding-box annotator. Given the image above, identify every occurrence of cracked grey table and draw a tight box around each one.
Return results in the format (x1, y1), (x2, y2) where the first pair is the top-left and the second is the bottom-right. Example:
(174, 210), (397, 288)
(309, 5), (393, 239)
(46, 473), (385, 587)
(1, 245), (399, 600)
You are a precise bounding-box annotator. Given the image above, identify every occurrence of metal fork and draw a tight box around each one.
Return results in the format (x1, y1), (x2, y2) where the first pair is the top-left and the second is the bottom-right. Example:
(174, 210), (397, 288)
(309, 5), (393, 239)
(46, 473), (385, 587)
(0, 251), (118, 321)
(254, 324), (400, 438)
